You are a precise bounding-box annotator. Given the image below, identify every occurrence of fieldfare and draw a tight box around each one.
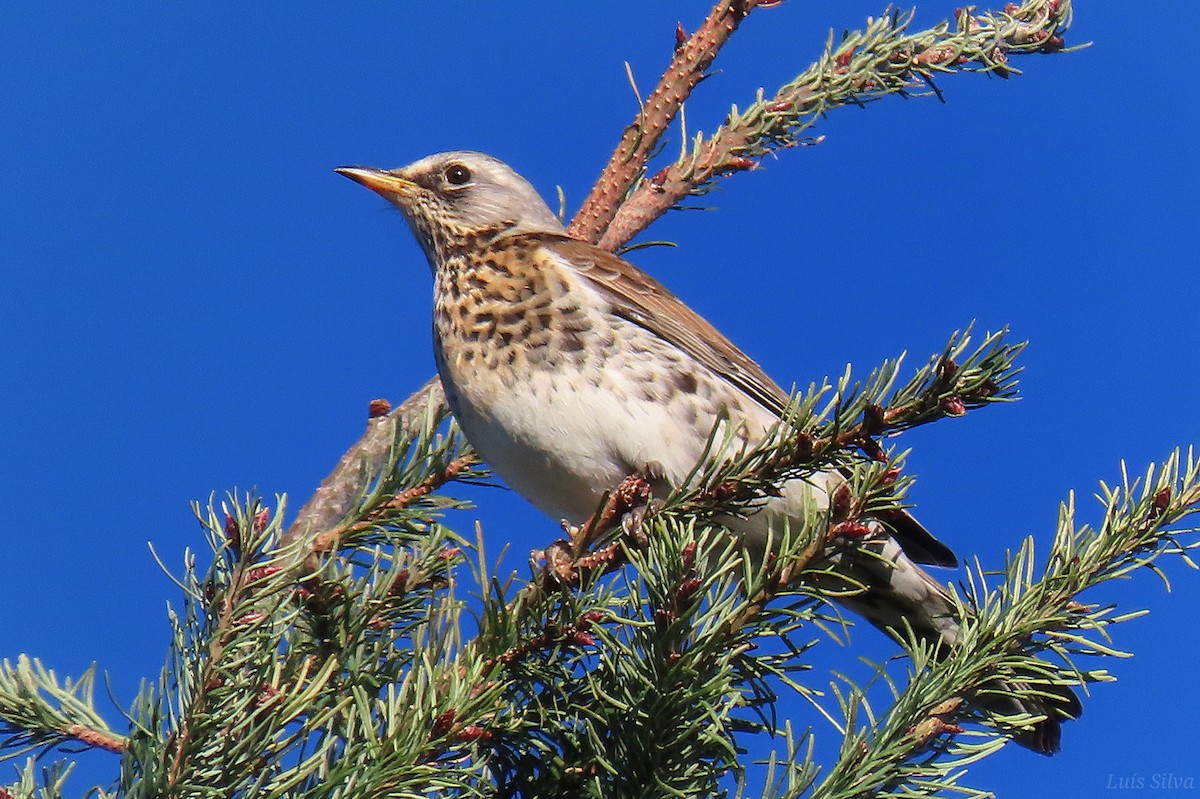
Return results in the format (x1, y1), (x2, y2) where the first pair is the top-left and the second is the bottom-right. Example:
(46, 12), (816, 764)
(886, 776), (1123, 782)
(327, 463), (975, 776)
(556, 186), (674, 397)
(335, 151), (1080, 753)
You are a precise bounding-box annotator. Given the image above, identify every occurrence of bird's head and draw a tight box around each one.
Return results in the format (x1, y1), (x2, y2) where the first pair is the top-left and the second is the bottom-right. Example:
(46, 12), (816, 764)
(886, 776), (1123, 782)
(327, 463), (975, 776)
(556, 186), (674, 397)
(336, 151), (565, 268)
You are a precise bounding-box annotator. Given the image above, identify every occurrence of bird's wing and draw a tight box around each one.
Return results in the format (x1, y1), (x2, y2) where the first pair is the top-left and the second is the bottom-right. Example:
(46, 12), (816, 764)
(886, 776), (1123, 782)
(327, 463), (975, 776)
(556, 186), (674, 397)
(534, 234), (957, 568)
(544, 235), (793, 416)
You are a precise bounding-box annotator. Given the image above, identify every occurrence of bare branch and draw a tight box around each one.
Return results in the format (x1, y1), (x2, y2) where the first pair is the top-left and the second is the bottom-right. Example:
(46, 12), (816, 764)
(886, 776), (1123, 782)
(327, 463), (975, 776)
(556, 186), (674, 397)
(283, 376), (444, 547)
(567, 0), (771, 245)
(600, 0), (1075, 250)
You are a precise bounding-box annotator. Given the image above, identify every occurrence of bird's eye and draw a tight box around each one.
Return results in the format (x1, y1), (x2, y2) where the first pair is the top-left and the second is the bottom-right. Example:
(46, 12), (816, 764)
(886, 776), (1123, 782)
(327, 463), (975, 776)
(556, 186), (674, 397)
(444, 164), (472, 186)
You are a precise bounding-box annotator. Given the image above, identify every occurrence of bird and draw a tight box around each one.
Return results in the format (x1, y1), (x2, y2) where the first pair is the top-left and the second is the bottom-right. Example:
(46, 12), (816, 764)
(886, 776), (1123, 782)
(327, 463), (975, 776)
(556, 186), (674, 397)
(334, 150), (1080, 753)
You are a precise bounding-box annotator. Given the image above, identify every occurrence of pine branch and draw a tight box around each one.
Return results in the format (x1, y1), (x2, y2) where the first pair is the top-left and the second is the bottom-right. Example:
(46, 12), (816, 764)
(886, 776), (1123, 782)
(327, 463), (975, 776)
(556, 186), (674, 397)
(0, 657), (126, 759)
(567, 0), (773, 245)
(805, 449), (1200, 798)
(600, 0), (1077, 250)
(1, 759), (77, 799)
(283, 377), (446, 551)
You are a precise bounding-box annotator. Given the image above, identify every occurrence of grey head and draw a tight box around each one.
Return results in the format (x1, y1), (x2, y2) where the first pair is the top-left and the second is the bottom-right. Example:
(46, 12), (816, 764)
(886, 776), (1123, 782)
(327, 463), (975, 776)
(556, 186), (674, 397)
(336, 151), (566, 269)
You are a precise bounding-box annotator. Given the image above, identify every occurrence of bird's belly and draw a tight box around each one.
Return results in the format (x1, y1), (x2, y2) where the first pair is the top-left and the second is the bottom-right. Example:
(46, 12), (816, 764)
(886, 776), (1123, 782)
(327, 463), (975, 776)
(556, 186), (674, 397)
(434, 322), (761, 522)
(438, 354), (708, 522)
(434, 313), (832, 538)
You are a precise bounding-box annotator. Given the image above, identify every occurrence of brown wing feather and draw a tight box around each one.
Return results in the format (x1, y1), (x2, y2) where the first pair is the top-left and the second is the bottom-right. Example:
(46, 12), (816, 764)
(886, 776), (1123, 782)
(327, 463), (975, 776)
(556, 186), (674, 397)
(523, 233), (956, 568)
(544, 236), (792, 416)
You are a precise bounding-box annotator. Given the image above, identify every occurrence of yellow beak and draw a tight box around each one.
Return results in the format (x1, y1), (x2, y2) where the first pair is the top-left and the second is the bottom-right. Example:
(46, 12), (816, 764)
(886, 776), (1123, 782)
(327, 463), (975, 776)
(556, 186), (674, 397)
(334, 166), (415, 198)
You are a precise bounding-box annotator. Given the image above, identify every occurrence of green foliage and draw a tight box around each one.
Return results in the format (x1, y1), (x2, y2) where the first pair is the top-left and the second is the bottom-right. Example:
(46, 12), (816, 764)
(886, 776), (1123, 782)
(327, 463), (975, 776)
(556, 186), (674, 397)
(2, 4), (1189, 796)
(3, 330), (1197, 798)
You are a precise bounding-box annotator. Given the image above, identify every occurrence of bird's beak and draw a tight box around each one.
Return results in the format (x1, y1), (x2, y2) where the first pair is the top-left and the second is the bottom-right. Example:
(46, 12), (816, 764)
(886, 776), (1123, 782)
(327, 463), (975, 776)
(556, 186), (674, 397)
(334, 166), (415, 198)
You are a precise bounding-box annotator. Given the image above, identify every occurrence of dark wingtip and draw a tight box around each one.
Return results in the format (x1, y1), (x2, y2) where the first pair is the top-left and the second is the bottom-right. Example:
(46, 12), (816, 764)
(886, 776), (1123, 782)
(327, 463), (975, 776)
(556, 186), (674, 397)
(1011, 683), (1081, 755)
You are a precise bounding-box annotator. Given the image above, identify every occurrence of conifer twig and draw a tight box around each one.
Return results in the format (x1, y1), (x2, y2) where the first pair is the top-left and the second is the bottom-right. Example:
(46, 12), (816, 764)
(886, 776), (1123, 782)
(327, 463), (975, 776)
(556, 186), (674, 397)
(568, 0), (772, 245)
(283, 377), (444, 548)
(0, 656), (127, 759)
(600, 0), (1076, 250)
(811, 449), (1200, 797)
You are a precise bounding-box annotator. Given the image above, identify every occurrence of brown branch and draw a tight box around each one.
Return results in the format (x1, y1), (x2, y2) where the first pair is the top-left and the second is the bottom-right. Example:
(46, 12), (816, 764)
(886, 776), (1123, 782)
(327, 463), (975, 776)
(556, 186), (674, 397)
(598, 0), (1074, 250)
(567, 0), (769, 245)
(305, 451), (480, 559)
(283, 376), (445, 550)
(63, 723), (126, 754)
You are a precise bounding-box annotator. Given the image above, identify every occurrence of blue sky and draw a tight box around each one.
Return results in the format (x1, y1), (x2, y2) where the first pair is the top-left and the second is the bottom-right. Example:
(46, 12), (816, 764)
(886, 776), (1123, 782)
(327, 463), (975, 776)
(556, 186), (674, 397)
(2, 2), (1198, 795)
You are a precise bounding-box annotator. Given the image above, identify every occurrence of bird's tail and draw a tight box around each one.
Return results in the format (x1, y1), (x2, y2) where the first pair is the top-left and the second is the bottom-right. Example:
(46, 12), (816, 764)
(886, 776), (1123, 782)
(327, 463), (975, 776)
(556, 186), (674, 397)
(824, 530), (1081, 755)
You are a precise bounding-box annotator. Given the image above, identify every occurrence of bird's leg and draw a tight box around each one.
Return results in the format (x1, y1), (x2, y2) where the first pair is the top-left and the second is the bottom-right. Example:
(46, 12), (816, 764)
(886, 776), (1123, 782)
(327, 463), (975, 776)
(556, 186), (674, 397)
(538, 464), (664, 589)
(570, 463), (661, 556)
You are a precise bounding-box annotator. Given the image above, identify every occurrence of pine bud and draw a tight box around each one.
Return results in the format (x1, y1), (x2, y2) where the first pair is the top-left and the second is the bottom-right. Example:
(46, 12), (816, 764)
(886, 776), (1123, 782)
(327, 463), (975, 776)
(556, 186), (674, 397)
(368, 398), (392, 418)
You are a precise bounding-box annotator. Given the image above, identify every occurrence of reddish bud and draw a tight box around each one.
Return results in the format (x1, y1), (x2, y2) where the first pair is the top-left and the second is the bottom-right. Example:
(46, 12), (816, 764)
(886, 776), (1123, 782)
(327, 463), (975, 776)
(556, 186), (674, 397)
(1042, 34), (1064, 51)
(832, 521), (873, 538)
(1004, 2), (1020, 13)
(246, 565), (281, 583)
(863, 404), (886, 435)
(674, 22), (687, 51)
(835, 46), (857, 70)
(768, 99), (792, 113)
(880, 467), (903, 486)
(832, 485), (853, 520)
(941, 396), (967, 417)
(571, 631), (597, 647)
(430, 710), (456, 739)
(1152, 487), (1172, 515)
(654, 607), (676, 624)
(616, 471), (653, 509)
(648, 166), (671, 189)
(224, 513), (241, 552)
(859, 437), (887, 462)
(794, 432), (814, 459)
(938, 358), (959, 383)
(256, 684), (283, 706)
(391, 569), (410, 596)
(681, 541), (697, 571)
(676, 577), (702, 605)
(456, 724), (491, 743)
(254, 508), (270, 533)
(439, 546), (462, 561)
(234, 611), (267, 626)
(581, 609), (606, 624)
(205, 676), (225, 691)
(368, 398), (392, 418)
(709, 480), (741, 503)
(723, 156), (756, 173)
